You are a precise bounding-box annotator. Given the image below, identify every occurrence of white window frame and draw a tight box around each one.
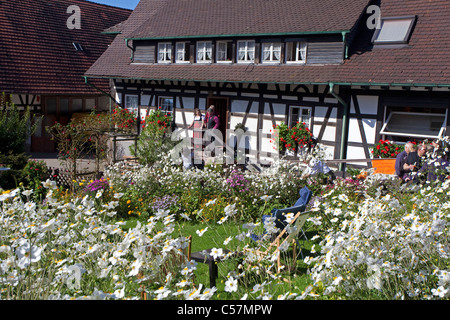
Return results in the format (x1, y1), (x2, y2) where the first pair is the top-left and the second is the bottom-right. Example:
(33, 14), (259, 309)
(289, 106), (312, 129)
(286, 41), (307, 64)
(216, 41), (232, 63)
(158, 96), (174, 115)
(157, 42), (172, 63)
(175, 42), (190, 63)
(380, 110), (448, 139)
(237, 40), (255, 63)
(262, 42), (282, 64)
(372, 16), (417, 45)
(125, 95), (139, 117)
(196, 41), (212, 63)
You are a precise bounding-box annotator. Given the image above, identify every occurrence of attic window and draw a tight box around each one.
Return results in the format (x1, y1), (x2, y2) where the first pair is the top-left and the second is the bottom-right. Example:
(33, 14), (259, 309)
(73, 42), (84, 51)
(372, 16), (416, 45)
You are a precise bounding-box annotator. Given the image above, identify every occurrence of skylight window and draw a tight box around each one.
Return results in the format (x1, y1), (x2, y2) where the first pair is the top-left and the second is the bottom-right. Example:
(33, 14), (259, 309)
(372, 16), (416, 45)
(73, 42), (84, 51)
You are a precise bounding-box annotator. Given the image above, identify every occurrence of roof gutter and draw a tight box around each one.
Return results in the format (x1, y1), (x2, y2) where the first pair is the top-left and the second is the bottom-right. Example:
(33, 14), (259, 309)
(328, 82), (349, 172)
(125, 30), (351, 41)
(84, 75), (450, 88)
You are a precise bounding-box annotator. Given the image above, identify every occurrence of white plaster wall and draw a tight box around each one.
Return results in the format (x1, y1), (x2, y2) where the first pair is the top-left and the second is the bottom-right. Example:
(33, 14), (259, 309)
(351, 95), (379, 115)
(348, 118), (377, 144)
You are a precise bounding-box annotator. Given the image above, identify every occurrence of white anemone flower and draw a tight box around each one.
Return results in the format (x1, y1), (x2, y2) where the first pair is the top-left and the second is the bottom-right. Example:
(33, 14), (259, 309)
(223, 236), (232, 245)
(205, 199), (216, 207)
(42, 179), (57, 190)
(15, 241), (42, 269)
(224, 277), (238, 292)
(22, 189), (33, 197)
(210, 248), (223, 260)
(260, 195), (273, 201)
(196, 227), (208, 237)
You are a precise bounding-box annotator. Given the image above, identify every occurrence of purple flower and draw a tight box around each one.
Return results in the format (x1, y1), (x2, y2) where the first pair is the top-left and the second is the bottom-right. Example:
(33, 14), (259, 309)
(151, 194), (179, 212)
(226, 170), (249, 193)
(84, 178), (109, 193)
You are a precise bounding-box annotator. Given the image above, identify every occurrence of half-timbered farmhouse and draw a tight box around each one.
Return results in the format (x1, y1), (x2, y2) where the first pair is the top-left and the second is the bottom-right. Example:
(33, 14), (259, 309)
(85, 0), (450, 166)
(0, 0), (131, 153)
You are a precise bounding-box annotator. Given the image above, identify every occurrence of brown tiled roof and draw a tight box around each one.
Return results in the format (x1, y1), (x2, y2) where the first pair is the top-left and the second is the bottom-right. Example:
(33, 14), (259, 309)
(0, 0), (131, 95)
(103, 21), (127, 34)
(336, 0), (450, 86)
(85, 0), (450, 87)
(129, 0), (371, 39)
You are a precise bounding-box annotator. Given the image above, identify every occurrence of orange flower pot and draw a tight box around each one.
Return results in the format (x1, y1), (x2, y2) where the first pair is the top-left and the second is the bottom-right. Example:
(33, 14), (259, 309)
(372, 158), (396, 175)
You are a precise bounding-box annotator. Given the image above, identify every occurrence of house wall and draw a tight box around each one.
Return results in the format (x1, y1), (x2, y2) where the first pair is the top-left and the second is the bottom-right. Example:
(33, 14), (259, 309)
(9, 93), (111, 153)
(345, 87), (450, 166)
(111, 80), (450, 167)
(113, 79), (344, 164)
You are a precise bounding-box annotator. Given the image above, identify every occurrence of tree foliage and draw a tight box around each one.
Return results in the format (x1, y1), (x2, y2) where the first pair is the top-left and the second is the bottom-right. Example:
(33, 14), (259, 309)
(0, 93), (40, 154)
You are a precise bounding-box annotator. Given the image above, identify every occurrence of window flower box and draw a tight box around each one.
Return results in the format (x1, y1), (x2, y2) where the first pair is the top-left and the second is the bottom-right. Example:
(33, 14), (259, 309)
(370, 140), (404, 174)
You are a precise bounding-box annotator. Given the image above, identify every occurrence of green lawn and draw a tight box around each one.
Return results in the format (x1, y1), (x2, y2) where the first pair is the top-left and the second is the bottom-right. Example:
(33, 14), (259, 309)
(126, 217), (316, 299)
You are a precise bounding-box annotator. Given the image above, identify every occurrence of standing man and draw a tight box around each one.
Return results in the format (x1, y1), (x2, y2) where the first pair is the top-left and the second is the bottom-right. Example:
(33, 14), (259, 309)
(395, 141), (412, 179)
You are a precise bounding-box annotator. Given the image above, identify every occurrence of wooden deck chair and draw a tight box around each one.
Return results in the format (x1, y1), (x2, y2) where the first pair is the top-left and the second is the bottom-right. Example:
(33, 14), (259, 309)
(253, 210), (311, 277)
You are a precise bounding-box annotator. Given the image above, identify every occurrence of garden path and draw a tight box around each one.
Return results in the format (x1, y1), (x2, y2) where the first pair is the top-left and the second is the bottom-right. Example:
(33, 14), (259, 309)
(29, 152), (100, 172)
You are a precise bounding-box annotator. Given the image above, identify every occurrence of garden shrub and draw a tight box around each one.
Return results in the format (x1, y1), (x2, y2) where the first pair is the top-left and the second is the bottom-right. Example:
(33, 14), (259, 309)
(0, 94), (40, 155)
(22, 159), (49, 201)
(48, 111), (112, 185)
(132, 110), (176, 166)
(0, 152), (30, 190)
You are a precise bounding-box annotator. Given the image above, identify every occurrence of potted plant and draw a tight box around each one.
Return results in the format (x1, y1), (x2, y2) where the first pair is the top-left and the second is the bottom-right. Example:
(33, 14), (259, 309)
(370, 139), (404, 174)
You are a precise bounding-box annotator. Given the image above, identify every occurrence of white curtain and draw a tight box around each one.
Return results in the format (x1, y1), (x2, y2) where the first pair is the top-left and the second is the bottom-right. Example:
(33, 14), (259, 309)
(197, 42), (212, 61)
(176, 43), (185, 61)
(298, 42), (307, 61)
(273, 43), (281, 61)
(217, 43), (226, 60)
(206, 43), (212, 60)
(197, 49), (204, 61)
(248, 42), (255, 60)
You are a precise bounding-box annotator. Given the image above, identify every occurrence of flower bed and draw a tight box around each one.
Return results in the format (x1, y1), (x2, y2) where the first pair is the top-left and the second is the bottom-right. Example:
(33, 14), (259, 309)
(0, 150), (449, 300)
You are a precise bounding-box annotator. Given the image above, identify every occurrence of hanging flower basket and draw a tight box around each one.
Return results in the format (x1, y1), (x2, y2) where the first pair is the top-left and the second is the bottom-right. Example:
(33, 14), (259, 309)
(271, 122), (314, 156)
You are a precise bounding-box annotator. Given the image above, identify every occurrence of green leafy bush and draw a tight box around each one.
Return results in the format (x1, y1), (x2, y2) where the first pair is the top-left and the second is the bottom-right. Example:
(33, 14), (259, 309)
(0, 152), (30, 189)
(22, 160), (49, 200)
(132, 110), (176, 166)
(0, 93), (40, 155)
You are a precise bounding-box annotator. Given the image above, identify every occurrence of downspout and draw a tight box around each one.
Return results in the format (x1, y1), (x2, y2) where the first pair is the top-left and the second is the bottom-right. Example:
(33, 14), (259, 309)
(341, 31), (349, 59)
(329, 82), (349, 172)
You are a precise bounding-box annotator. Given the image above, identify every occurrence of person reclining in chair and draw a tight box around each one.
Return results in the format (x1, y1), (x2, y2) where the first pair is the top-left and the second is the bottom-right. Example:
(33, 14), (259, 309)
(251, 186), (312, 242)
(301, 157), (335, 184)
